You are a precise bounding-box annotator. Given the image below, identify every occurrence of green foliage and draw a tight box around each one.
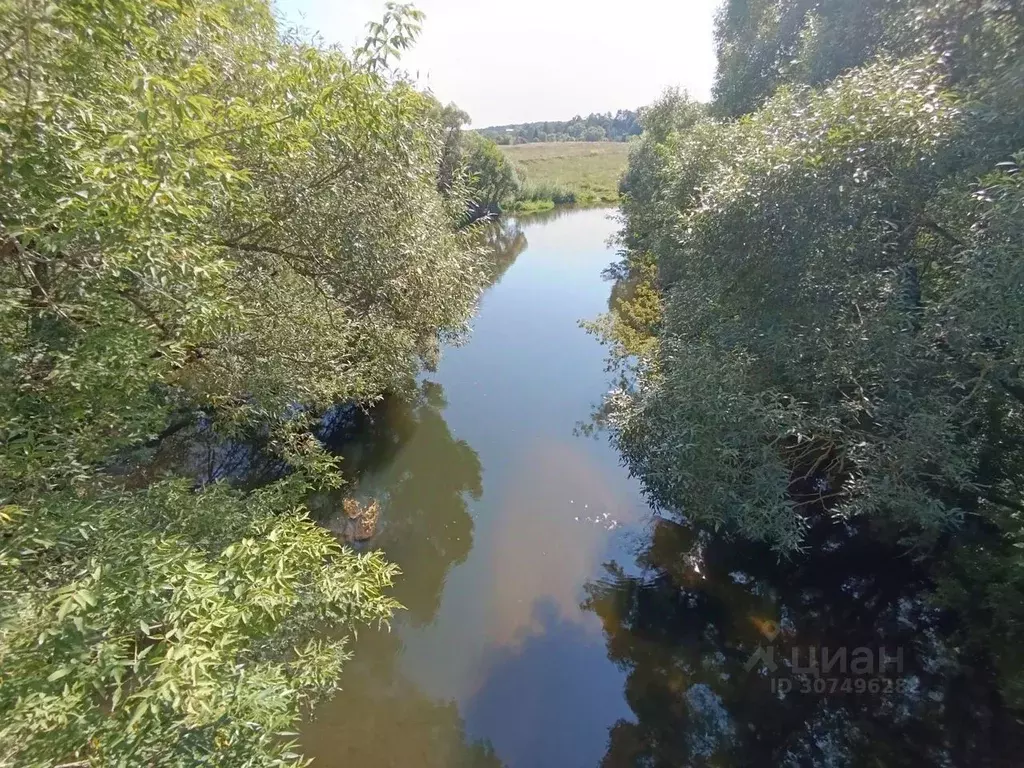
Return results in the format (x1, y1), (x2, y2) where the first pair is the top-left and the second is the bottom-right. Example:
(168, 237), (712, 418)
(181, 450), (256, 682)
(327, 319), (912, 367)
(501, 141), (630, 210)
(463, 132), (523, 215)
(617, 53), (1023, 549)
(607, 0), (1024, 703)
(0, 0), (484, 763)
(436, 102), (472, 197)
(618, 89), (709, 259)
(712, 0), (889, 117)
(582, 259), (662, 366)
(1, 483), (398, 766)
(712, 0), (1024, 118)
(511, 181), (577, 209)
(429, 108), (525, 218)
(478, 110), (641, 145)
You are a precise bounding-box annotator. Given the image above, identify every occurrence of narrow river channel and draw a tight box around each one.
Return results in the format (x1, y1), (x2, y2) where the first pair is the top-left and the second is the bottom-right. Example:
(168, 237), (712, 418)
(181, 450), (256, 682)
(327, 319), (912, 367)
(301, 207), (650, 767)
(297, 207), (1018, 767)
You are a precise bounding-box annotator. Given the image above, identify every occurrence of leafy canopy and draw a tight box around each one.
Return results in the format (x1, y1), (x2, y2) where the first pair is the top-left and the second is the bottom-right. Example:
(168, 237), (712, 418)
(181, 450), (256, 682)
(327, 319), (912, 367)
(604, 0), (1024, 698)
(0, 0), (485, 764)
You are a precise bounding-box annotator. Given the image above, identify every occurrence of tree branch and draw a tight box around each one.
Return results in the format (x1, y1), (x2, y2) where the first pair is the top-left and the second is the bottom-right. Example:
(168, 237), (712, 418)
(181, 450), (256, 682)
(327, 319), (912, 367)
(214, 241), (307, 260)
(982, 492), (1024, 515)
(919, 216), (966, 248)
(118, 290), (172, 339)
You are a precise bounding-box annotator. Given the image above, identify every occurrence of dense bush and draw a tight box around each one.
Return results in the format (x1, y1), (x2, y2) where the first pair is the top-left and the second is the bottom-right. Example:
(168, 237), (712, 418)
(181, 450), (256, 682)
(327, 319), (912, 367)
(606, 0), (1024, 701)
(515, 182), (577, 206)
(463, 132), (523, 216)
(712, 0), (1024, 118)
(0, 0), (484, 764)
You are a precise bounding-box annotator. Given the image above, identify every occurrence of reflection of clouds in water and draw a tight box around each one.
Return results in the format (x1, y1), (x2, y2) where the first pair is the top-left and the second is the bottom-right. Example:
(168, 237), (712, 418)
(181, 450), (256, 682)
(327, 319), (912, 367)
(389, 436), (650, 711)
(302, 631), (501, 768)
(484, 439), (644, 651)
(300, 207), (654, 768)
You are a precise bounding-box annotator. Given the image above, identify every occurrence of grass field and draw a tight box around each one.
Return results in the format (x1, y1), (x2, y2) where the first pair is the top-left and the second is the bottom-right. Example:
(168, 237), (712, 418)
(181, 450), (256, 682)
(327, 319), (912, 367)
(500, 141), (630, 210)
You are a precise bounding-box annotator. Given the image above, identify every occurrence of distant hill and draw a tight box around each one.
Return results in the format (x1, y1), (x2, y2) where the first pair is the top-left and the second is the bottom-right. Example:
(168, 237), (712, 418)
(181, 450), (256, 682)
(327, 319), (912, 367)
(477, 110), (641, 145)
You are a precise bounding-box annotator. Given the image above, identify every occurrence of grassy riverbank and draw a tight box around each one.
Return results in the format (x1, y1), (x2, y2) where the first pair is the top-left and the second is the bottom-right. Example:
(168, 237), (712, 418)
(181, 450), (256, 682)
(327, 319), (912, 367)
(501, 141), (630, 212)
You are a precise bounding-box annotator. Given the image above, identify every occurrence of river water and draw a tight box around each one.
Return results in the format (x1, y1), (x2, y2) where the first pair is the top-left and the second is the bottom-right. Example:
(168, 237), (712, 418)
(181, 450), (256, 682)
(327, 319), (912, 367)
(299, 207), (1019, 767)
(301, 207), (650, 767)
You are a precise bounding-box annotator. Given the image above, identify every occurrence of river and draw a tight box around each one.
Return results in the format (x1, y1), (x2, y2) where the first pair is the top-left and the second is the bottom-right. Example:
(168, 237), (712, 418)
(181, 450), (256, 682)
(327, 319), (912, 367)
(301, 207), (649, 767)
(299, 207), (1018, 767)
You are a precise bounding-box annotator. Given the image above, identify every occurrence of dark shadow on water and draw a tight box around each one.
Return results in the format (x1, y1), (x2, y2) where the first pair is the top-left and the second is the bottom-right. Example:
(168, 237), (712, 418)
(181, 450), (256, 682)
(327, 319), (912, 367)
(585, 517), (1024, 767)
(313, 381), (484, 626)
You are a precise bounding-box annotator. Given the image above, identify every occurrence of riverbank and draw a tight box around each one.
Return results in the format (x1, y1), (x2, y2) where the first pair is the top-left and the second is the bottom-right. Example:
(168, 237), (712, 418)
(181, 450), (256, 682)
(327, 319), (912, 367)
(500, 141), (629, 212)
(507, 197), (615, 215)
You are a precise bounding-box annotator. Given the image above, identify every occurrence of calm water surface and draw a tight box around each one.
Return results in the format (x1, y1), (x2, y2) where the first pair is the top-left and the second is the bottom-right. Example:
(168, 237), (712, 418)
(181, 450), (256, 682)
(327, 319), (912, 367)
(301, 207), (650, 767)
(300, 207), (1021, 768)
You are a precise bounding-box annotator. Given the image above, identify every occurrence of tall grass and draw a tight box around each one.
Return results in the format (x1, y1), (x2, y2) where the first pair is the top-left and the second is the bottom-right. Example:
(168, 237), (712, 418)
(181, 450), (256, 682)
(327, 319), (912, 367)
(500, 141), (629, 204)
(518, 181), (577, 205)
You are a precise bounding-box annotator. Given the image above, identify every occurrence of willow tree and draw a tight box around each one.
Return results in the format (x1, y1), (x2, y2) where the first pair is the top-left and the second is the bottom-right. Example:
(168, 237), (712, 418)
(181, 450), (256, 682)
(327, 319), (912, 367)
(608, 0), (1024, 701)
(463, 132), (523, 218)
(711, 0), (1024, 117)
(0, 0), (485, 764)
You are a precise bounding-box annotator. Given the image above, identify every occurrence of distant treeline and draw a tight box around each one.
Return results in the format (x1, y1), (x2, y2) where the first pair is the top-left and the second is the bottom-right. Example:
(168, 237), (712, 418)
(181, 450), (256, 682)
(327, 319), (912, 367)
(478, 110), (641, 144)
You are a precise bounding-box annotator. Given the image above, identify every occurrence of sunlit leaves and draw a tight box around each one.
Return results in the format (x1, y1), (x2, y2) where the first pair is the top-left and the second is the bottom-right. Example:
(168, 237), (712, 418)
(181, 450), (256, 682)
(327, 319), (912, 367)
(1, 482), (399, 766)
(0, 0), (481, 764)
(462, 132), (523, 214)
(609, 8), (1024, 554)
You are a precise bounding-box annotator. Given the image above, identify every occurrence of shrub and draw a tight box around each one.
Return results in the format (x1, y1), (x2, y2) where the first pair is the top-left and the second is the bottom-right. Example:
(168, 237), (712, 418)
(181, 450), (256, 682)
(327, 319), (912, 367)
(0, 1), (484, 763)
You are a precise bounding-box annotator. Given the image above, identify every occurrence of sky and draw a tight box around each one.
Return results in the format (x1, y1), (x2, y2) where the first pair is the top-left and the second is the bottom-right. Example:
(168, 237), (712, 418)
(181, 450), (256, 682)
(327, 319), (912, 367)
(273, 0), (720, 127)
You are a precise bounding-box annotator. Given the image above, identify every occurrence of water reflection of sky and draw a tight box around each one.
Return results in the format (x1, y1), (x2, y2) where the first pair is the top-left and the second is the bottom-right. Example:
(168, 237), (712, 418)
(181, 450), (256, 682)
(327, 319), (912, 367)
(298, 206), (1006, 768)
(302, 208), (650, 768)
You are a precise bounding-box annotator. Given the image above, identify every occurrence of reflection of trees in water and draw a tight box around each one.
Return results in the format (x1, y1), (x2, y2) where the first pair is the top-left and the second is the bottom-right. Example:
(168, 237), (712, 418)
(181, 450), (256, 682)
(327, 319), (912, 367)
(478, 206), (606, 290)
(302, 623), (502, 768)
(514, 205), (595, 226)
(585, 518), (1024, 767)
(144, 379), (483, 629)
(317, 381), (483, 626)
(480, 218), (527, 288)
(301, 382), (498, 766)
